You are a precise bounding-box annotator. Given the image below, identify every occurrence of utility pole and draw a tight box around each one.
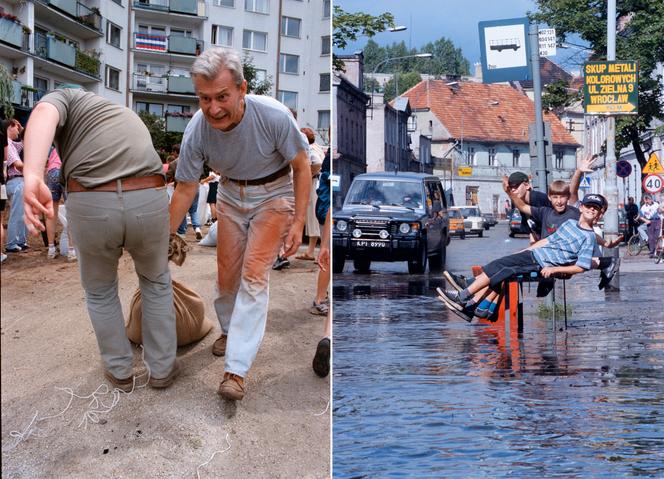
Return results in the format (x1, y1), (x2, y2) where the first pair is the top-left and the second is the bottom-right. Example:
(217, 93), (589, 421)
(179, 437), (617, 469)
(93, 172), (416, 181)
(529, 23), (547, 192)
(605, 0), (620, 288)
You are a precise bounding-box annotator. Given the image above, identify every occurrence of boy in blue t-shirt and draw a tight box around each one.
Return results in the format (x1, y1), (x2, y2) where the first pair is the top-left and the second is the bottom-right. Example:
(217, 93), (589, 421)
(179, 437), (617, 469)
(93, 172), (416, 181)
(438, 195), (605, 322)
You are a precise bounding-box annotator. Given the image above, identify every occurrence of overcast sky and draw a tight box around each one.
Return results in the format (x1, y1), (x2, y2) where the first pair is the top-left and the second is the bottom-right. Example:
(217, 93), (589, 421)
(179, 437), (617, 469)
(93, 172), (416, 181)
(336, 0), (589, 75)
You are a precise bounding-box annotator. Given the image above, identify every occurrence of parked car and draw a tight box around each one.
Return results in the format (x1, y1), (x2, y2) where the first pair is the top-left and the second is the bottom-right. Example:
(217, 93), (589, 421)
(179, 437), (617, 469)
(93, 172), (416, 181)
(450, 206), (485, 237)
(333, 172), (449, 274)
(482, 212), (498, 229)
(508, 207), (531, 237)
(448, 208), (466, 239)
(596, 209), (629, 243)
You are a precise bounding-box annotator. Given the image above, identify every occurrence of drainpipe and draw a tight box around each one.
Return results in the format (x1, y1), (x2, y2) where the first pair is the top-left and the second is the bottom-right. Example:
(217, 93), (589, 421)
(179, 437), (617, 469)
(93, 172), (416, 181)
(125, 1), (132, 107)
(274, 0), (283, 99)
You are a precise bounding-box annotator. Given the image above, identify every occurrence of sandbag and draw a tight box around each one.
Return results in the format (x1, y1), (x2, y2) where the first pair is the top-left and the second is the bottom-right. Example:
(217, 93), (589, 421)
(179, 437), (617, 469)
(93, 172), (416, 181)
(126, 280), (214, 347)
(199, 221), (217, 247)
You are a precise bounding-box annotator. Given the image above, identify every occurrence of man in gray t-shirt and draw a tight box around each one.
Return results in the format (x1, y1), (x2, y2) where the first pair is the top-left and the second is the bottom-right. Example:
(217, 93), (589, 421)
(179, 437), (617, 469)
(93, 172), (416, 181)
(22, 89), (178, 391)
(169, 48), (310, 401)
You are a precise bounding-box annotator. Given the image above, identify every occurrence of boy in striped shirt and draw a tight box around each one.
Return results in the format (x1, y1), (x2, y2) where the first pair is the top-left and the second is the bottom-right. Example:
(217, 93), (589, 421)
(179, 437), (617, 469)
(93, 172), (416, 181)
(438, 194), (604, 322)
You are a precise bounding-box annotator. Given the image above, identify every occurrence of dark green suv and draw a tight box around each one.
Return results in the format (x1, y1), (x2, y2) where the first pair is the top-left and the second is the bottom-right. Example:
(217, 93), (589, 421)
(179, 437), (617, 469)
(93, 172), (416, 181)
(332, 172), (449, 274)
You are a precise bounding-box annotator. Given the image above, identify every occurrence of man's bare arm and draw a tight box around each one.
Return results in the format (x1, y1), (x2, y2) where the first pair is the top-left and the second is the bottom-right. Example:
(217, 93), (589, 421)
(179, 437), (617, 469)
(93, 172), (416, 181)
(169, 181), (198, 234)
(282, 149), (311, 257)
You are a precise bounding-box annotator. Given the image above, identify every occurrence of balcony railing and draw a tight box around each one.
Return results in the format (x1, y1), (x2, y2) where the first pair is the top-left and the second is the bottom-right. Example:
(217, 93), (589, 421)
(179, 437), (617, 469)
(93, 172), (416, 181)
(133, 0), (207, 17)
(133, 73), (195, 94)
(165, 113), (192, 133)
(10, 81), (37, 108)
(38, 0), (102, 32)
(76, 3), (102, 31)
(0, 16), (25, 48)
(34, 32), (101, 78)
(134, 32), (202, 55)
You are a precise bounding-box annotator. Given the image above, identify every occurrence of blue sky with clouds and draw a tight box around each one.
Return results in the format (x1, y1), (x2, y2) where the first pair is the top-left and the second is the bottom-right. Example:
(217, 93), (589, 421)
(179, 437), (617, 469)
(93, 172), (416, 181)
(336, 0), (589, 75)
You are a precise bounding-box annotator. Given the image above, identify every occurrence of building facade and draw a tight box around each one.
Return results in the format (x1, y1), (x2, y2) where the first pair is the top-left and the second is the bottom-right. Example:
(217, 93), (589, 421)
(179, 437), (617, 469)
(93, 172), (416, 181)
(1, 0), (331, 141)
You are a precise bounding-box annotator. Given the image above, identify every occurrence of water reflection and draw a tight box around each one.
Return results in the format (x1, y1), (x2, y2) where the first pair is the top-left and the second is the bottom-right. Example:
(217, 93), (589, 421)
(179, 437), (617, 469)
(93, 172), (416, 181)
(333, 272), (664, 478)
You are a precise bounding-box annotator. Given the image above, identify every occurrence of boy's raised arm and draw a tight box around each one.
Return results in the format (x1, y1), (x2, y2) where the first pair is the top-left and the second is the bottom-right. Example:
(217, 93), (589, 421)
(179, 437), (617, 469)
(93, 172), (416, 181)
(509, 189), (532, 216)
(569, 153), (597, 205)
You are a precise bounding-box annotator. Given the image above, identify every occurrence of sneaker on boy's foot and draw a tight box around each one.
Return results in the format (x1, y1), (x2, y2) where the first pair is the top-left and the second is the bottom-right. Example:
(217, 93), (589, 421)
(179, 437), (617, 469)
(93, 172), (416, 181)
(436, 292), (475, 322)
(195, 227), (203, 240)
(443, 271), (468, 292)
(47, 246), (57, 259)
(5, 245), (22, 253)
(272, 255), (290, 270)
(435, 287), (465, 311)
(310, 300), (328, 316)
(0, 253), (7, 263)
(67, 249), (77, 262)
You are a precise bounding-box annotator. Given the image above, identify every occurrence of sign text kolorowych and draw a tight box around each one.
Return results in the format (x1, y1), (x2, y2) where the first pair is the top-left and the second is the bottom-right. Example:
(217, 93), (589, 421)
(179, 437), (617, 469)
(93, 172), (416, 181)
(583, 61), (638, 114)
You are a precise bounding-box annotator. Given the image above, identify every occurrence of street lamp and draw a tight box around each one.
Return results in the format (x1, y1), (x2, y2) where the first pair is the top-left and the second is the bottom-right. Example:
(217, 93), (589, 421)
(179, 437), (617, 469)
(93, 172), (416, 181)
(389, 26), (407, 32)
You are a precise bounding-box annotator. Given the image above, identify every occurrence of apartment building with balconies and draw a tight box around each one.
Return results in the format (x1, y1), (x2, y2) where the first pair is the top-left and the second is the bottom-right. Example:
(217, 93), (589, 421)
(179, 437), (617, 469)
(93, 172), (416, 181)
(1, 0), (331, 141)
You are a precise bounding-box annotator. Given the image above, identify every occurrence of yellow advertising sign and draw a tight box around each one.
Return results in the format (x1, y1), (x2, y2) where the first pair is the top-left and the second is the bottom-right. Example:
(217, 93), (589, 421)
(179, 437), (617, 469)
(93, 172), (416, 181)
(583, 61), (638, 115)
(458, 167), (473, 177)
(643, 152), (664, 174)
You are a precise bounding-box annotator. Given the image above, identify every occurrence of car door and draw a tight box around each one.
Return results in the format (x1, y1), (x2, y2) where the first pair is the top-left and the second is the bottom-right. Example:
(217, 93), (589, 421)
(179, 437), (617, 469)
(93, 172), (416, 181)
(424, 180), (442, 251)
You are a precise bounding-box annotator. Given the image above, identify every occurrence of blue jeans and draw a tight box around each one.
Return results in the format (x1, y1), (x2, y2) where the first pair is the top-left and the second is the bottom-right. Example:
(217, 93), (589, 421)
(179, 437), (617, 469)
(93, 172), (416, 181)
(5, 177), (27, 249)
(177, 190), (200, 234)
(213, 174), (294, 377)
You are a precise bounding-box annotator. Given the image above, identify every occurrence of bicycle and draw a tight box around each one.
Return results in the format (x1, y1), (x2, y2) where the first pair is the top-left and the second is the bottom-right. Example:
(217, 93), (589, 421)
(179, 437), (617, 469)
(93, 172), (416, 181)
(627, 233), (649, 256)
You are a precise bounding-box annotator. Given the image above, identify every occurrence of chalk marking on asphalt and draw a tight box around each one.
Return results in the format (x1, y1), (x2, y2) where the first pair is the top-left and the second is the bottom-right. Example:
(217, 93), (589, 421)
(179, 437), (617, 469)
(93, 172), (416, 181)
(196, 433), (231, 479)
(4, 346), (153, 451)
(314, 400), (330, 416)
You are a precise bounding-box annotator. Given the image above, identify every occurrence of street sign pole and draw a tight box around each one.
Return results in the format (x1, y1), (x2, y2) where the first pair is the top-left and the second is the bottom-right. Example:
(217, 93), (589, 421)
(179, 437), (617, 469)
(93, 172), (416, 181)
(605, 0), (620, 289)
(529, 23), (547, 193)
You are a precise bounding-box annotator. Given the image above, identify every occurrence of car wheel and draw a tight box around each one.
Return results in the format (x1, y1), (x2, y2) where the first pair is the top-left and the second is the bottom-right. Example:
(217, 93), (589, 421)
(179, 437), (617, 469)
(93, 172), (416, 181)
(429, 240), (446, 271)
(408, 243), (427, 274)
(353, 258), (371, 273)
(484, 225), (490, 230)
(332, 254), (346, 274)
(509, 231), (515, 238)
(478, 229), (484, 238)
(460, 232), (465, 240)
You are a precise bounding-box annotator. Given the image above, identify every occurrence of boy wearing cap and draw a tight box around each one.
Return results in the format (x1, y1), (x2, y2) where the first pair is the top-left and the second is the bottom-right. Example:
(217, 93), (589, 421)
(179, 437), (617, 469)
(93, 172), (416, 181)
(504, 171), (551, 241)
(438, 195), (605, 322)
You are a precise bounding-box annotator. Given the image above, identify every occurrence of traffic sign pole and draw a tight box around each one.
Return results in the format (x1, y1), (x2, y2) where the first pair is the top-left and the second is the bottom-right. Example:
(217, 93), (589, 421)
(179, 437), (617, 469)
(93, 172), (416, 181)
(529, 23), (547, 193)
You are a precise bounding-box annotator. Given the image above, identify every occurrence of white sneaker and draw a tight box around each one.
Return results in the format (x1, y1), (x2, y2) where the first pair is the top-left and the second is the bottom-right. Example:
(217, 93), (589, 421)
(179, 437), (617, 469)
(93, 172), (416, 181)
(195, 227), (202, 240)
(0, 253), (7, 263)
(67, 249), (77, 262)
(47, 246), (57, 259)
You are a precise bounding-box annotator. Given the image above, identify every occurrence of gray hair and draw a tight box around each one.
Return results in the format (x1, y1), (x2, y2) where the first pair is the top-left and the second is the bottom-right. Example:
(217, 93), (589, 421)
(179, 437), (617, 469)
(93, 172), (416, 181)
(191, 47), (244, 86)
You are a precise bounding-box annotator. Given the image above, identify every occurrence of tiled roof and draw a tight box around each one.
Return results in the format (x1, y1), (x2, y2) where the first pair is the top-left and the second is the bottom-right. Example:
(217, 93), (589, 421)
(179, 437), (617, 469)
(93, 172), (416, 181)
(516, 57), (573, 89)
(402, 79), (579, 146)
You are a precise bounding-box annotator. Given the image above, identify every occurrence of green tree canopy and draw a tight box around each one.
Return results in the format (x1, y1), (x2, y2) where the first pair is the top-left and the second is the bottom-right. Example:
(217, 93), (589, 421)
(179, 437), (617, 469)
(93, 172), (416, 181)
(333, 6), (394, 71)
(531, 0), (664, 174)
(383, 71), (423, 102)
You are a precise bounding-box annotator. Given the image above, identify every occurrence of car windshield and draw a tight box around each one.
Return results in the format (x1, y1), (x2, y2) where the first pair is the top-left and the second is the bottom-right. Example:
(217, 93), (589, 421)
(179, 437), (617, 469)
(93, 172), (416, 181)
(460, 208), (478, 217)
(449, 210), (462, 218)
(345, 180), (423, 208)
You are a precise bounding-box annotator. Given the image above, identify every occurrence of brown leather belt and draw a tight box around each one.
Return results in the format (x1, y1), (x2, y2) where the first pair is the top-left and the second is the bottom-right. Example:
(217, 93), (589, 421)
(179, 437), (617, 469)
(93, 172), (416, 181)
(225, 164), (291, 186)
(67, 175), (165, 193)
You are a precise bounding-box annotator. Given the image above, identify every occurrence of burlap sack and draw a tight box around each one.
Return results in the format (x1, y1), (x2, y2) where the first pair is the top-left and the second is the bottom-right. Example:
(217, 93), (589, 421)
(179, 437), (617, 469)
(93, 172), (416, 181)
(126, 280), (214, 347)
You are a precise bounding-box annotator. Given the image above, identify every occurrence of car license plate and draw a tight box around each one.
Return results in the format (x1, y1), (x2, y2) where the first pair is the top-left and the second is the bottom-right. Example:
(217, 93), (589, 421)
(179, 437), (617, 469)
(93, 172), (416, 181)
(353, 240), (388, 248)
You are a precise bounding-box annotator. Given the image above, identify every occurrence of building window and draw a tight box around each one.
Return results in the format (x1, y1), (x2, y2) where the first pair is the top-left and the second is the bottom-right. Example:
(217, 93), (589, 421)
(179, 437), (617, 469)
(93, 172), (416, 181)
(245, 0), (268, 14)
(281, 16), (301, 38)
(488, 147), (496, 166)
(214, 0), (234, 6)
(136, 102), (164, 117)
(107, 21), (122, 48)
(111, 0), (122, 5)
(466, 147), (475, 165)
(212, 25), (233, 46)
(170, 28), (192, 37)
(512, 149), (520, 167)
(279, 53), (299, 74)
(323, 0), (330, 18)
(166, 104), (191, 114)
(321, 35), (330, 55)
(243, 30), (267, 51)
(277, 90), (297, 110)
(105, 66), (121, 90)
(319, 73), (330, 92)
(555, 150), (564, 169)
(317, 110), (330, 130)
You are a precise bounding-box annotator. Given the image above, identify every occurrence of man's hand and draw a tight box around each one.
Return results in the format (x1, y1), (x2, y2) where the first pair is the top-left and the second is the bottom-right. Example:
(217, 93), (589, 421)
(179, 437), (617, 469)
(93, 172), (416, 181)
(282, 220), (304, 257)
(23, 175), (53, 235)
(317, 246), (330, 272)
(168, 233), (189, 266)
(502, 175), (509, 194)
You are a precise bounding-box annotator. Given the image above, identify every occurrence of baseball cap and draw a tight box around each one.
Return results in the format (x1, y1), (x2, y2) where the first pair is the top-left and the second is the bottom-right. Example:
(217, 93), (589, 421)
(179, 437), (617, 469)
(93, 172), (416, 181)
(508, 172), (529, 188)
(581, 194), (604, 208)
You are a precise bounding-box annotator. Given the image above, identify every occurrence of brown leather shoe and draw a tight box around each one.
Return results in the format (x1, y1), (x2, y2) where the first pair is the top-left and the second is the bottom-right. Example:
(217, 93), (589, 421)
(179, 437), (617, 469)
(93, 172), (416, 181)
(212, 334), (227, 356)
(104, 370), (135, 393)
(218, 372), (245, 400)
(149, 359), (180, 389)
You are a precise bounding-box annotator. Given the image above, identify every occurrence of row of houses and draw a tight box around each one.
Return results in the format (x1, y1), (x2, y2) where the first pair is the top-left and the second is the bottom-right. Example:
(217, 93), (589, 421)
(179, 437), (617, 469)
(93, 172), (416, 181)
(333, 52), (664, 214)
(1, 0), (331, 141)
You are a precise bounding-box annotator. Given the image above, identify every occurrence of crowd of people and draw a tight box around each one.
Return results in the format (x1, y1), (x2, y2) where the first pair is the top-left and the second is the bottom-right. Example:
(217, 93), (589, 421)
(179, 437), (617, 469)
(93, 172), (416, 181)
(6, 46), (330, 401)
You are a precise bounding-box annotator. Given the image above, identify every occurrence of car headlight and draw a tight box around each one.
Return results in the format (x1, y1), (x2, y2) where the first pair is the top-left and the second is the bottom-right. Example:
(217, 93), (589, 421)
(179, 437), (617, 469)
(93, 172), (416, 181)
(399, 223), (411, 234)
(379, 229), (389, 239)
(336, 220), (348, 232)
(352, 228), (362, 238)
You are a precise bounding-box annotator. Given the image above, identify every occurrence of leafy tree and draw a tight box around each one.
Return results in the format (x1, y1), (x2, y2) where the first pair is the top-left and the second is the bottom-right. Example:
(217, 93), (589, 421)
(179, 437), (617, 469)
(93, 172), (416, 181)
(243, 54), (272, 95)
(362, 75), (380, 93)
(383, 71), (422, 102)
(138, 111), (182, 161)
(530, 0), (664, 178)
(0, 64), (15, 119)
(333, 5), (394, 71)
(542, 79), (582, 115)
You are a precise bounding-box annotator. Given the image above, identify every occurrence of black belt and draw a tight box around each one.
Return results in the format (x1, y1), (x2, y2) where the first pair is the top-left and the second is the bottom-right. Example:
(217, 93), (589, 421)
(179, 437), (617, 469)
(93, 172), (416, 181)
(224, 165), (291, 186)
(7, 175), (23, 180)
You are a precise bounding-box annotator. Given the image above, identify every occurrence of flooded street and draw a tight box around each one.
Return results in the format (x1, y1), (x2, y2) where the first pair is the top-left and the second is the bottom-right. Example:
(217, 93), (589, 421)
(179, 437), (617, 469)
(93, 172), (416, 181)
(333, 223), (664, 478)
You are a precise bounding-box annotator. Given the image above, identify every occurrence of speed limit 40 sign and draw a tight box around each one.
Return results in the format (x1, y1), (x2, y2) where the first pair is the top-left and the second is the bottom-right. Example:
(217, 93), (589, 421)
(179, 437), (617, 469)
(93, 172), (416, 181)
(643, 174), (663, 194)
